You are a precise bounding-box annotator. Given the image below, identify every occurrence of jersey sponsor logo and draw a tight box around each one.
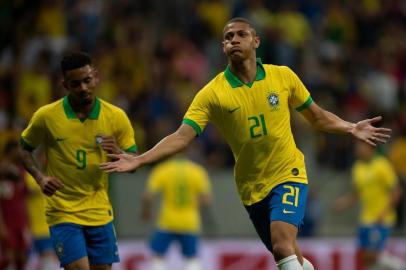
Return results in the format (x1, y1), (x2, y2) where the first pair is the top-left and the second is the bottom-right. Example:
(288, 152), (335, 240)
(267, 92), (279, 111)
(55, 137), (67, 142)
(228, 106), (241, 113)
(283, 209), (295, 214)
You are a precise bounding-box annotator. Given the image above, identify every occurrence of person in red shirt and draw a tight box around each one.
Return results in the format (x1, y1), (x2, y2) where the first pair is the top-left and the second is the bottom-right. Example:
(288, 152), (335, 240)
(0, 140), (30, 270)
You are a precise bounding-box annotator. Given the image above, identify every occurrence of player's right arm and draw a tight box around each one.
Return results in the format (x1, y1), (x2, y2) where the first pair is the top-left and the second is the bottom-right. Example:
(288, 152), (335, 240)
(20, 108), (64, 196)
(100, 124), (196, 173)
(19, 149), (64, 196)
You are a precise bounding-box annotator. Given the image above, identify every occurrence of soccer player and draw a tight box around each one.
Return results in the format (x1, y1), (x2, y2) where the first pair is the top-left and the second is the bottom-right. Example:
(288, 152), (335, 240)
(141, 155), (211, 270)
(100, 18), (391, 270)
(20, 51), (138, 270)
(333, 140), (404, 270)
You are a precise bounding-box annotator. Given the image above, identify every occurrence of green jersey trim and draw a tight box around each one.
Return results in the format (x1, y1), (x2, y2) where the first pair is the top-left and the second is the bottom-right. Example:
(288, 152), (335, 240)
(224, 58), (266, 88)
(125, 145), (138, 153)
(182, 118), (202, 136)
(295, 96), (313, 112)
(20, 137), (35, 152)
(63, 96), (101, 120)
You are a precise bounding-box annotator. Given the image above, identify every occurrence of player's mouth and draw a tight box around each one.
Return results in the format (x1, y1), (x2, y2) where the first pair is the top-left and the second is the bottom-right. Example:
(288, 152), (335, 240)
(230, 47), (243, 54)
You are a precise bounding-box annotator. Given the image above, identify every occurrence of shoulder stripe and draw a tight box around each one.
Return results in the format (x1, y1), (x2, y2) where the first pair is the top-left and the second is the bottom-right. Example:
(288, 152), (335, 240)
(125, 145), (138, 153)
(295, 96), (313, 112)
(20, 138), (35, 152)
(182, 118), (202, 136)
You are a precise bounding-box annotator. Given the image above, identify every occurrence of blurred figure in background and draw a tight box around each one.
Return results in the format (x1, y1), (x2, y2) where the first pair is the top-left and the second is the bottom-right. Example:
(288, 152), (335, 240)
(0, 140), (30, 270)
(141, 155), (212, 270)
(333, 140), (405, 270)
(25, 171), (58, 270)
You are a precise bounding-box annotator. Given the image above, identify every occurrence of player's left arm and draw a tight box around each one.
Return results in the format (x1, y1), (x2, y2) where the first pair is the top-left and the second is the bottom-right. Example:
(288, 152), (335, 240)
(377, 161), (402, 222)
(104, 109), (138, 155)
(300, 102), (391, 146)
(378, 185), (402, 221)
(99, 135), (136, 155)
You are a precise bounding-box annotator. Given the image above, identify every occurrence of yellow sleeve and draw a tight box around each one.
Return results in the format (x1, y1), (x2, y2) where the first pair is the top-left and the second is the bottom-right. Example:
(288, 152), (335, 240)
(147, 165), (164, 194)
(284, 66), (313, 111)
(379, 158), (398, 189)
(183, 86), (213, 136)
(196, 167), (211, 195)
(113, 109), (137, 152)
(20, 107), (46, 151)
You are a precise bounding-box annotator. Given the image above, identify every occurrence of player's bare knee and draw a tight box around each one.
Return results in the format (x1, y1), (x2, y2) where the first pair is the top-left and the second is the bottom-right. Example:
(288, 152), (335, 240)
(272, 242), (296, 261)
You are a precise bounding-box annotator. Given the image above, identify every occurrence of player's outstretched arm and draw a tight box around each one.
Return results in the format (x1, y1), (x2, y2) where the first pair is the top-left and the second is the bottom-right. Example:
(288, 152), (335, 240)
(100, 124), (196, 173)
(300, 102), (391, 146)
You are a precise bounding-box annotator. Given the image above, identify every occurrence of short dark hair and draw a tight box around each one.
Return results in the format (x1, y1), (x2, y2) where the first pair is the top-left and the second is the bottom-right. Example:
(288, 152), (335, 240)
(60, 51), (92, 75)
(223, 17), (257, 36)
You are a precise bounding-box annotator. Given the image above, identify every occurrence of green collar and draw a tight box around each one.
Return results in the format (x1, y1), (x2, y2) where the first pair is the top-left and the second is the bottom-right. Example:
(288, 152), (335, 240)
(63, 96), (101, 120)
(224, 58), (266, 88)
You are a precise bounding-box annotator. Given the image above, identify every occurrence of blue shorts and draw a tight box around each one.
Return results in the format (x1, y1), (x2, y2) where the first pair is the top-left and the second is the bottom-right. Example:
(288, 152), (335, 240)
(244, 182), (308, 252)
(150, 230), (198, 257)
(358, 225), (391, 251)
(49, 222), (119, 267)
(32, 237), (54, 254)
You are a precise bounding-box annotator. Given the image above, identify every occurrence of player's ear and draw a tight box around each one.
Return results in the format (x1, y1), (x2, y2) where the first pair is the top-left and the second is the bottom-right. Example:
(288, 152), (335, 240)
(61, 78), (68, 90)
(93, 68), (100, 84)
(254, 35), (260, 49)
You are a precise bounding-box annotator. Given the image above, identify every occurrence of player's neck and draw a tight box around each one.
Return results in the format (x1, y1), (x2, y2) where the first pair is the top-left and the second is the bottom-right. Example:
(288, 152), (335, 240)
(229, 57), (257, 84)
(68, 96), (95, 118)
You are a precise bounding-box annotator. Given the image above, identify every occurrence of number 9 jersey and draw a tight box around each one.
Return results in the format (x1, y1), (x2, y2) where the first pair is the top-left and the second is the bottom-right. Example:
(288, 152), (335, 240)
(183, 59), (312, 206)
(20, 96), (137, 226)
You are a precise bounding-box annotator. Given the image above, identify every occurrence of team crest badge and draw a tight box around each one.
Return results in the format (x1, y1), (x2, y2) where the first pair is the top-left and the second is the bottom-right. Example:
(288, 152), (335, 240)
(267, 93), (279, 111)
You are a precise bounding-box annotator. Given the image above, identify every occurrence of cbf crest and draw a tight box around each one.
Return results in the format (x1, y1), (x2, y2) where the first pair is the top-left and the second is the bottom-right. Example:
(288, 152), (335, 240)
(267, 92), (279, 111)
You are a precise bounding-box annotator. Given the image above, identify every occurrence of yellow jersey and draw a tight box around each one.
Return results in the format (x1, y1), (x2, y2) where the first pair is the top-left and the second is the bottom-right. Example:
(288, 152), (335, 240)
(183, 59), (311, 205)
(147, 158), (211, 233)
(21, 96), (137, 226)
(25, 172), (49, 238)
(352, 155), (398, 226)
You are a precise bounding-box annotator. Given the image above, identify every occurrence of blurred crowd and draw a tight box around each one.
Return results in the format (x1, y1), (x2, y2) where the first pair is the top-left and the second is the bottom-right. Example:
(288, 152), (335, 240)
(0, 0), (405, 171)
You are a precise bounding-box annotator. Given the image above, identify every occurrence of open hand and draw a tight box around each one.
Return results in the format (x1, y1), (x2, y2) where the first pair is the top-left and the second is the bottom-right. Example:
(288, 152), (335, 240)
(351, 116), (391, 146)
(100, 153), (141, 173)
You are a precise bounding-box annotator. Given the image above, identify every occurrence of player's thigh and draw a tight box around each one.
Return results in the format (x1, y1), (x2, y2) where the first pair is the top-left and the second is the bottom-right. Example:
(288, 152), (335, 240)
(269, 182), (308, 228)
(178, 233), (198, 257)
(244, 194), (273, 252)
(49, 223), (88, 268)
(244, 182), (308, 253)
(64, 256), (89, 270)
(90, 263), (112, 270)
(84, 222), (119, 266)
(150, 230), (174, 256)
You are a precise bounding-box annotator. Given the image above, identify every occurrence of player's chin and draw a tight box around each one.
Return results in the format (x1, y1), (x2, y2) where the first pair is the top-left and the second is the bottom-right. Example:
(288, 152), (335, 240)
(229, 52), (244, 62)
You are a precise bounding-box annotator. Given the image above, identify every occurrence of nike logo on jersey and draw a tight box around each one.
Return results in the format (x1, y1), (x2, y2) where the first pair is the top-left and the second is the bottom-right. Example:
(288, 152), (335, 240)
(56, 138), (67, 142)
(283, 209), (295, 214)
(228, 107), (241, 113)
